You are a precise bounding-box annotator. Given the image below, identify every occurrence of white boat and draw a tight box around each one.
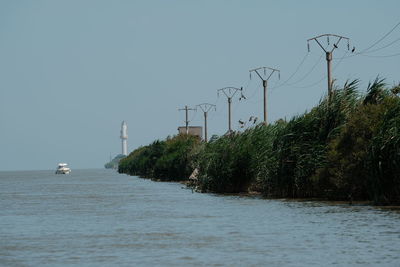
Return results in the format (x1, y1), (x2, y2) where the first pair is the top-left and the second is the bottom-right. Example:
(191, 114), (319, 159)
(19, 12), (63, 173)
(55, 163), (71, 174)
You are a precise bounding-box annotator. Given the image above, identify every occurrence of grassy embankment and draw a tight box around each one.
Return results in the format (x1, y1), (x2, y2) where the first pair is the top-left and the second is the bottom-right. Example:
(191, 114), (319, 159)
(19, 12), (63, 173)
(118, 79), (400, 205)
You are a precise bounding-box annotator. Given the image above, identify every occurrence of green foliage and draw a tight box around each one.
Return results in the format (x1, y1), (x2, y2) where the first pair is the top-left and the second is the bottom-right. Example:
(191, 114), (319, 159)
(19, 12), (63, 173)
(196, 82), (360, 197)
(315, 79), (400, 204)
(197, 78), (400, 204)
(118, 135), (201, 181)
(119, 78), (400, 205)
(153, 135), (202, 180)
(197, 129), (256, 193)
(319, 102), (385, 199)
(367, 96), (400, 204)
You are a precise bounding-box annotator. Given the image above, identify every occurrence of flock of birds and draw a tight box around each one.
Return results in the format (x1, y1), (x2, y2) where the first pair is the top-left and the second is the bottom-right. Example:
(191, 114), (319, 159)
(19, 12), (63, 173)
(233, 88), (258, 129)
(238, 116), (258, 128)
(237, 91), (258, 129)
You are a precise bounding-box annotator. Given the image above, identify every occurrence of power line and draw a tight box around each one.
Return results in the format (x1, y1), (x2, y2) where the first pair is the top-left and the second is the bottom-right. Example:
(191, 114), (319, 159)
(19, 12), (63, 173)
(271, 42), (329, 91)
(361, 20), (400, 53)
(291, 49), (349, 89)
(292, 75), (326, 89)
(283, 55), (323, 87)
(363, 36), (400, 54)
(270, 21), (400, 94)
(334, 20), (400, 59)
(359, 51), (400, 58)
(272, 52), (309, 89)
(208, 22), (399, 129)
(241, 78), (259, 101)
(178, 21), (400, 138)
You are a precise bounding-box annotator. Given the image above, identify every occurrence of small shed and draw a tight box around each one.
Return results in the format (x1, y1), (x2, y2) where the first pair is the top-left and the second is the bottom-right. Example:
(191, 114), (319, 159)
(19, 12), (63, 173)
(177, 126), (202, 139)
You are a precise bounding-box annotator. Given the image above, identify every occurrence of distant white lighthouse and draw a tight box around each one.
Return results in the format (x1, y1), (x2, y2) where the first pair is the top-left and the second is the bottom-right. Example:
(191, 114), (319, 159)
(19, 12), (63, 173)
(120, 121), (128, 156)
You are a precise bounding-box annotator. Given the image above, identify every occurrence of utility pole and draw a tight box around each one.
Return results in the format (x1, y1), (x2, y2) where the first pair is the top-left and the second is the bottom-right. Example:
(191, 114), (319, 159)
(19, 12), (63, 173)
(197, 103), (216, 142)
(217, 87), (242, 133)
(178, 105), (196, 135)
(307, 34), (351, 101)
(249, 67), (280, 125)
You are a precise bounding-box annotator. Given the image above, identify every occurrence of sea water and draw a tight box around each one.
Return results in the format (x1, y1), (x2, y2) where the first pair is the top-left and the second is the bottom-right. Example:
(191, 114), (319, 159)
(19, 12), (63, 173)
(1, 169), (399, 266)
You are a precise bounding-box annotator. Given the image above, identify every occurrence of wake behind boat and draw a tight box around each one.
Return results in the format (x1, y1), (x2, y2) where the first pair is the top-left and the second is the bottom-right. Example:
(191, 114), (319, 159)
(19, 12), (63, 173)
(55, 163), (71, 174)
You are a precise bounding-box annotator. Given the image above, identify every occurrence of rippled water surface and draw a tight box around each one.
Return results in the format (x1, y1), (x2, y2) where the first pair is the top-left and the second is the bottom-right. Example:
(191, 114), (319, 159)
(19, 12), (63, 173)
(1, 169), (400, 266)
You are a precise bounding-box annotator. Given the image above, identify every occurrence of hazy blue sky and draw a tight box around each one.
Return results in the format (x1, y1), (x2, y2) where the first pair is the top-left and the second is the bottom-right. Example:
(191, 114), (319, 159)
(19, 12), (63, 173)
(1, 0), (399, 171)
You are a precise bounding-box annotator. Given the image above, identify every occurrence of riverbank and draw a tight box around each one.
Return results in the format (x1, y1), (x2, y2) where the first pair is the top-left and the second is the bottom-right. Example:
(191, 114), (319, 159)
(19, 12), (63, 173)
(119, 79), (400, 205)
(122, 173), (400, 208)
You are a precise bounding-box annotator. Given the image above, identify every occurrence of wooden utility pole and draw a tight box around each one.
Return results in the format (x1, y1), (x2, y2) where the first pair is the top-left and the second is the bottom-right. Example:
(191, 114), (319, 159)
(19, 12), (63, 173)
(307, 34), (351, 102)
(197, 103), (216, 142)
(217, 87), (242, 133)
(249, 67), (280, 125)
(178, 105), (196, 134)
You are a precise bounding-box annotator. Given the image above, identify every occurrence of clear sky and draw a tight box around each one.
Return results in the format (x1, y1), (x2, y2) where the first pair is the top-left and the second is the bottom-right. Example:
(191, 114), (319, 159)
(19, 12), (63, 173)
(1, 0), (399, 171)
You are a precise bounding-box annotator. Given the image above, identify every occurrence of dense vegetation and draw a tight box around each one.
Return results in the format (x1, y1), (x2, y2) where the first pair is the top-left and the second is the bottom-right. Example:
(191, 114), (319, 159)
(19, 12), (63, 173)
(119, 79), (400, 205)
(119, 134), (201, 181)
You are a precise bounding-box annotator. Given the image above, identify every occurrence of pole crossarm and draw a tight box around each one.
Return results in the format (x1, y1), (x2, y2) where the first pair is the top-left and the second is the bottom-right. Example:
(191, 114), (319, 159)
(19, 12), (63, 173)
(178, 105), (196, 113)
(197, 103), (216, 113)
(307, 33), (349, 41)
(178, 106), (196, 110)
(217, 87), (242, 99)
(249, 66), (280, 81)
(307, 34), (350, 53)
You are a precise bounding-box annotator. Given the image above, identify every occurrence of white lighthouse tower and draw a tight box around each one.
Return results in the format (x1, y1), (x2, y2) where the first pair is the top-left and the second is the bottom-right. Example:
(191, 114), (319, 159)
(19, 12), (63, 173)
(120, 121), (128, 156)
